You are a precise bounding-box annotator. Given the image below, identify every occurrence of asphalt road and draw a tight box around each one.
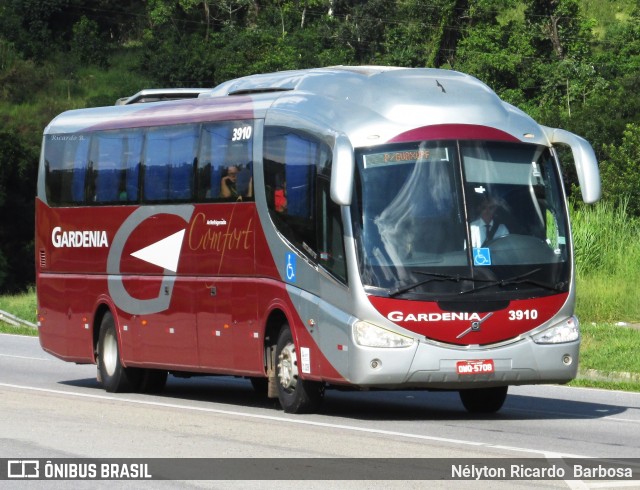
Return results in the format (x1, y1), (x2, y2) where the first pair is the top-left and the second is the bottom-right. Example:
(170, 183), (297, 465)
(1, 333), (639, 489)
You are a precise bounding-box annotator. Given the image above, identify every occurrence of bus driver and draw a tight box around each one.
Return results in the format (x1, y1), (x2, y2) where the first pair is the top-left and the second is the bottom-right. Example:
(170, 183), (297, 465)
(470, 196), (509, 248)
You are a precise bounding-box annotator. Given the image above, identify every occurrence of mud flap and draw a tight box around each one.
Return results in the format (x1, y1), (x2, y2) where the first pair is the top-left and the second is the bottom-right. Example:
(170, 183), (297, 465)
(266, 345), (278, 398)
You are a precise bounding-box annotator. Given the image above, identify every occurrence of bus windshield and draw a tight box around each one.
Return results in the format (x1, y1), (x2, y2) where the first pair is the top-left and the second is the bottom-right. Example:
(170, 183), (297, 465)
(352, 140), (570, 301)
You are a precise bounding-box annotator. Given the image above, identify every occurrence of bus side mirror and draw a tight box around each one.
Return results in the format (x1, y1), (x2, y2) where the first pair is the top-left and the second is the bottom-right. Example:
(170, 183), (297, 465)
(542, 126), (601, 204)
(331, 135), (355, 206)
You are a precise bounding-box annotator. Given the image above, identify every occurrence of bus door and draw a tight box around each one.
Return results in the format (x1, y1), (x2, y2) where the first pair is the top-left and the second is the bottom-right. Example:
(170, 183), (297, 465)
(230, 280), (262, 374)
(136, 280), (199, 368)
(194, 204), (258, 372)
(195, 281), (261, 373)
(196, 278), (235, 370)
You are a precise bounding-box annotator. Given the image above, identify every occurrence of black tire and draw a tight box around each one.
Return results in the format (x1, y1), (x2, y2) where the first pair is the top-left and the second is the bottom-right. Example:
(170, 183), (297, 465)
(138, 369), (168, 394)
(459, 386), (508, 413)
(275, 325), (324, 414)
(97, 312), (141, 393)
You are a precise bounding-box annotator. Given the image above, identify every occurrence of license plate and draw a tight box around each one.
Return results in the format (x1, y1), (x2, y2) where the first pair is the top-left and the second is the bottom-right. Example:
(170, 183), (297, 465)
(456, 359), (495, 375)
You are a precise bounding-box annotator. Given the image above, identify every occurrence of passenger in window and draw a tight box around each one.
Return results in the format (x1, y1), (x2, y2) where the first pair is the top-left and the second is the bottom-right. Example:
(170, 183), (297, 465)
(470, 196), (509, 247)
(220, 166), (241, 200)
(274, 183), (287, 212)
(220, 165), (253, 201)
(269, 173), (287, 212)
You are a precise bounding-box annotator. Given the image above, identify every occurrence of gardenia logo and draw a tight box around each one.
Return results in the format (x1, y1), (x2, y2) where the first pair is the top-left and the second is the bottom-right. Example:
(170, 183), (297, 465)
(51, 226), (109, 248)
(387, 311), (483, 322)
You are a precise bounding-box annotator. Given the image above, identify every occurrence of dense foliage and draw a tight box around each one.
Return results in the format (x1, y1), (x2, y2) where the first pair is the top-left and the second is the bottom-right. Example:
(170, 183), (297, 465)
(0, 0), (639, 292)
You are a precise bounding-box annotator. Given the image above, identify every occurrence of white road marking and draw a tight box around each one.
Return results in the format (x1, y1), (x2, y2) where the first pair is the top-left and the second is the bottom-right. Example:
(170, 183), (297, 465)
(0, 381), (590, 459)
(0, 354), (50, 361)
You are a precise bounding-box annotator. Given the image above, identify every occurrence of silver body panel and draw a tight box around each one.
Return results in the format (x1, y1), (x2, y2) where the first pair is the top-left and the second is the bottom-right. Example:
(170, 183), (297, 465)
(239, 67), (587, 388)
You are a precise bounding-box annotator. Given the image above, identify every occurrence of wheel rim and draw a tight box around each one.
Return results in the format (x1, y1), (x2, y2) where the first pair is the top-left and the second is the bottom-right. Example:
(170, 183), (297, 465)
(278, 341), (298, 392)
(103, 329), (118, 377)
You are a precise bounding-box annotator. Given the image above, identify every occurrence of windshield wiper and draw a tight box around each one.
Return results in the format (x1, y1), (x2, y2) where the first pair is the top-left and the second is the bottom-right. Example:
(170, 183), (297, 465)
(387, 269), (564, 298)
(388, 271), (482, 298)
(457, 268), (565, 295)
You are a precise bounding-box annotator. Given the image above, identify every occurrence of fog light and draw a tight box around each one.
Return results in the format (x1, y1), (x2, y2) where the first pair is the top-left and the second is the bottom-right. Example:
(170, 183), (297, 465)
(562, 355), (572, 366)
(370, 359), (382, 369)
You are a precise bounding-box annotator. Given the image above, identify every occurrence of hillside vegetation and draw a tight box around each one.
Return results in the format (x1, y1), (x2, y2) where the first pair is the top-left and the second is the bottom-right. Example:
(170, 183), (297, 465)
(0, 1), (639, 321)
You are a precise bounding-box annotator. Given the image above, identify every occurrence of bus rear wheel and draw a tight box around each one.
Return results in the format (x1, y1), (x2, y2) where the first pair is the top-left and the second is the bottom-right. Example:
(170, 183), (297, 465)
(459, 386), (508, 413)
(97, 312), (141, 393)
(275, 325), (324, 414)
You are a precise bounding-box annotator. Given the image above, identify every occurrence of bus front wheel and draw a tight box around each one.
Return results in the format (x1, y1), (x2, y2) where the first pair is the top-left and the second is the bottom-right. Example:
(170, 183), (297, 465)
(275, 325), (324, 414)
(97, 312), (141, 392)
(459, 386), (508, 413)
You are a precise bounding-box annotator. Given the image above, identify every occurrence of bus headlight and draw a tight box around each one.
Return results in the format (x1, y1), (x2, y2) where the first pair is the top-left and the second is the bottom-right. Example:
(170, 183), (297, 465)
(353, 321), (414, 348)
(533, 316), (580, 344)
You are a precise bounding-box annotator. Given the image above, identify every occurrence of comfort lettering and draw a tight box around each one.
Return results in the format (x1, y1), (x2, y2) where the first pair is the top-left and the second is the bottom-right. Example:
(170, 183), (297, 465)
(188, 212), (253, 252)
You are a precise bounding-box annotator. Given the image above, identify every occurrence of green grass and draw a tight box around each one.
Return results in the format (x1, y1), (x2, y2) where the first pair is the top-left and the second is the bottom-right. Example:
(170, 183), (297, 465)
(578, 322), (640, 375)
(576, 274), (640, 323)
(0, 287), (37, 326)
(569, 378), (640, 392)
(70, 49), (155, 108)
(572, 200), (640, 323)
(0, 324), (37, 336)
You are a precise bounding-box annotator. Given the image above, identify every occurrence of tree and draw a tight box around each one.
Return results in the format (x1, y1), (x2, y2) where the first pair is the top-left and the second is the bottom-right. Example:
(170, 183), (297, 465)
(71, 16), (109, 68)
(0, 131), (37, 292)
(523, 0), (599, 115)
(0, 0), (70, 61)
(378, 0), (459, 68)
(599, 123), (640, 216)
(452, 0), (534, 106)
(0, 41), (48, 104)
(332, 0), (397, 63)
(141, 30), (218, 86)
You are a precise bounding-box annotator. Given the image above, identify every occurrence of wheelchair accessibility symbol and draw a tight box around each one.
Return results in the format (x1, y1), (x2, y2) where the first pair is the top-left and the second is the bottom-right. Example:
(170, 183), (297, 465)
(285, 252), (297, 282)
(473, 248), (492, 266)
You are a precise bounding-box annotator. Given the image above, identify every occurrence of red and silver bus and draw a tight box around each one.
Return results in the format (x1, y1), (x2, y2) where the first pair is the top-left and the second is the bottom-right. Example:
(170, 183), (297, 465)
(36, 66), (600, 413)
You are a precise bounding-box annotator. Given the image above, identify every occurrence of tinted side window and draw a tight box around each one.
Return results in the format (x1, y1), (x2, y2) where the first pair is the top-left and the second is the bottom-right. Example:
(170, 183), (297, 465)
(318, 178), (347, 282)
(264, 128), (318, 255)
(197, 120), (254, 202)
(43, 122), (253, 207)
(89, 129), (142, 204)
(264, 127), (345, 283)
(44, 134), (90, 205)
(143, 125), (198, 202)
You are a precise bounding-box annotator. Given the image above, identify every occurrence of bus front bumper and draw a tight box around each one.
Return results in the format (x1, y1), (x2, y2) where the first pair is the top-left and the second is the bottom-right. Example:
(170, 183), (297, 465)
(345, 336), (580, 390)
